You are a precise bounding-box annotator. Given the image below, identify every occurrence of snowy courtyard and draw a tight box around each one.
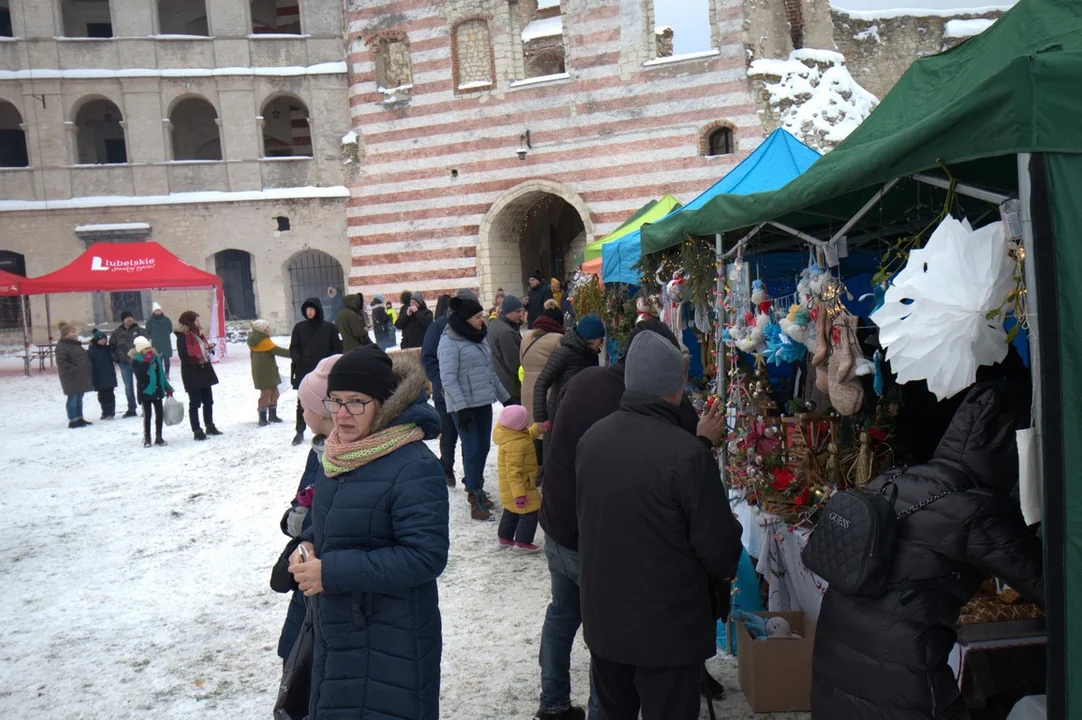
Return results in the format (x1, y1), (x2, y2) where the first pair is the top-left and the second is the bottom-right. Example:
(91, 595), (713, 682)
(0, 344), (808, 719)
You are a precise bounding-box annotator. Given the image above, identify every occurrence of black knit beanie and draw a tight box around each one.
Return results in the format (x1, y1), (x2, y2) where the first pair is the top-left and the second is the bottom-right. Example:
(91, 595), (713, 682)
(449, 295), (484, 319)
(326, 345), (396, 401)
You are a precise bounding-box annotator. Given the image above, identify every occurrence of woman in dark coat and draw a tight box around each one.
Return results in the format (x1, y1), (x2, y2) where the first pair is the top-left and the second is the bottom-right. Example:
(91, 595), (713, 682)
(175, 310), (221, 440)
(288, 347), (449, 719)
(87, 329), (118, 419)
(370, 295), (395, 350)
(290, 297), (344, 446)
(56, 321), (94, 429)
(531, 314), (605, 425)
(395, 292), (434, 349)
(811, 381), (1045, 719)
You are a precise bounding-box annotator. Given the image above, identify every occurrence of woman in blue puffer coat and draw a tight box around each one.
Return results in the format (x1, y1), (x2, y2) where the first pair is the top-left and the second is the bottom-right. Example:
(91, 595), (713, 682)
(288, 345), (450, 720)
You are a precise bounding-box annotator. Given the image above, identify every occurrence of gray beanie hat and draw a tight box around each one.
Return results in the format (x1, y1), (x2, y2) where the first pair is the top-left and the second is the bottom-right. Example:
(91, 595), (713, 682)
(454, 288), (479, 302)
(625, 330), (685, 397)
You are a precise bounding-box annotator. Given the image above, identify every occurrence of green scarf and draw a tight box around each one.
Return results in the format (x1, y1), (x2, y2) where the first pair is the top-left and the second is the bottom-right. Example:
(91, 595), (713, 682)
(322, 423), (425, 478)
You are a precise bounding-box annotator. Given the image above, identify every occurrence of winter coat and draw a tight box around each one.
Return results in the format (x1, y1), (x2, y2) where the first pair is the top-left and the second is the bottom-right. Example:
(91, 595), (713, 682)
(520, 327), (562, 421)
(130, 350), (173, 401)
(576, 392), (743, 667)
(525, 283), (553, 328)
(811, 382), (1044, 720)
(246, 329), (290, 390)
(421, 315), (449, 401)
(301, 355), (449, 719)
(56, 337), (94, 395)
(87, 342), (118, 391)
(289, 297), (343, 388)
(371, 302), (395, 348)
(174, 324), (219, 392)
(395, 297), (434, 350)
(494, 423), (542, 514)
(109, 323), (146, 366)
(277, 447), (323, 660)
(145, 313), (174, 358)
(335, 294), (372, 352)
(488, 314), (523, 401)
(531, 329), (599, 423)
(437, 326), (509, 413)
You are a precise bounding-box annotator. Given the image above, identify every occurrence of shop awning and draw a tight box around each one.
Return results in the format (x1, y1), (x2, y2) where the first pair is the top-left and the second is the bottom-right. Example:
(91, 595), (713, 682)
(582, 195), (681, 262)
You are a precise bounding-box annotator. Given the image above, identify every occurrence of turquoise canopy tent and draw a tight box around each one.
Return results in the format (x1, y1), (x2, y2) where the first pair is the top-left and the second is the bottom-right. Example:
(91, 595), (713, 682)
(601, 128), (820, 284)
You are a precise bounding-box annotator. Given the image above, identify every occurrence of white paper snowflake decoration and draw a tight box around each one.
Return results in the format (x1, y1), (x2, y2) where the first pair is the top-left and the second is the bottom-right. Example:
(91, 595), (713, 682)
(871, 217), (1016, 401)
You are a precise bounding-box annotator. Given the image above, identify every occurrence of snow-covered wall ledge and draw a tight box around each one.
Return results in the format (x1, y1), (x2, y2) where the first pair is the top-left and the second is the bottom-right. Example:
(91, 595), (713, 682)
(0, 186), (350, 213)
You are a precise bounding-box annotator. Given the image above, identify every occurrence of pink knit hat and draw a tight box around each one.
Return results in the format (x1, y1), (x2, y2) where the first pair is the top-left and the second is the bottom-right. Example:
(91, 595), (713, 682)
(298, 354), (342, 417)
(499, 405), (530, 432)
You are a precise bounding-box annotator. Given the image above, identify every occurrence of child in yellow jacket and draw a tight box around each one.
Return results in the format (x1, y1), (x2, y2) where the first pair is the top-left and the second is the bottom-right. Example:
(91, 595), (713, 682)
(493, 405), (543, 552)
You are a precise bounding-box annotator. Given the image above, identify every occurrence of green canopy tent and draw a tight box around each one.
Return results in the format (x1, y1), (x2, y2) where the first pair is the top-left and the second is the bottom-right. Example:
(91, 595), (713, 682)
(582, 194), (682, 261)
(639, 0), (1082, 714)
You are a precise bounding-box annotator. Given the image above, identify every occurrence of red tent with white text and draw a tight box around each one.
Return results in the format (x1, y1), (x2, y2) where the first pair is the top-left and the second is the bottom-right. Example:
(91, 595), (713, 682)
(0, 268), (25, 295)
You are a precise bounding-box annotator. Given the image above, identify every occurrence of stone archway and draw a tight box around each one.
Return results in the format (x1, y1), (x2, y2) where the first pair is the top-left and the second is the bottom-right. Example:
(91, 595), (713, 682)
(478, 180), (594, 300)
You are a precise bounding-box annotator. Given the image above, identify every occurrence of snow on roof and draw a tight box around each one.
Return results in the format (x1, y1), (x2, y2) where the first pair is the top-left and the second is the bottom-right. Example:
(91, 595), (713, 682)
(74, 222), (150, 233)
(341, 130), (358, 145)
(0, 186), (350, 213)
(748, 49), (879, 153)
(522, 15), (563, 42)
(831, 4), (1012, 21)
(944, 18), (996, 37)
(0, 62), (346, 81)
(537, 0), (560, 7)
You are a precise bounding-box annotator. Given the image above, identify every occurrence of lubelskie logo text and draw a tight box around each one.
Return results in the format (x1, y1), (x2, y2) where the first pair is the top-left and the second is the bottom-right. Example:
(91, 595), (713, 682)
(90, 256), (156, 273)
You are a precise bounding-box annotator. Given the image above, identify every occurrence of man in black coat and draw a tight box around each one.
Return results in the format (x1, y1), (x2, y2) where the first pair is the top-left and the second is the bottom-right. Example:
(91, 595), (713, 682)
(488, 294), (524, 405)
(289, 297), (343, 445)
(812, 381), (1044, 720)
(524, 269), (553, 329)
(576, 330), (741, 720)
(394, 292), (434, 349)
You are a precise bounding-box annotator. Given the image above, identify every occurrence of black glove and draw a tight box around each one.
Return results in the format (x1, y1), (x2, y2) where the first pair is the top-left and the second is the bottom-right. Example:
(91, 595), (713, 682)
(456, 407), (473, 432)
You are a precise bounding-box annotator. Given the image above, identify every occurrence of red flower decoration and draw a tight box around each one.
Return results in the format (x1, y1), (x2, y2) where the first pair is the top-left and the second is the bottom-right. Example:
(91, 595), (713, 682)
(771, 466), (796, 491)
(758, 301), (773, 315)
(743, 312), (756, 326)
(794, 487), (811, 507)
(810, 306), (819, 321)
(868, 427), (887, 442)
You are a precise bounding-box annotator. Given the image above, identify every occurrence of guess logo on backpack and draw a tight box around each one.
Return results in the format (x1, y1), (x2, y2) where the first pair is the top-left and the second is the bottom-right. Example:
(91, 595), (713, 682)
(828, 512), (851, 530)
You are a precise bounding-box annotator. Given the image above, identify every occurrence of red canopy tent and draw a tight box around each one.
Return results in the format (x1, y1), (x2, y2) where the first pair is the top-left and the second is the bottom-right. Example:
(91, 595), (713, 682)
(0, 268), (24, 295)
(18, 242), (227, 376)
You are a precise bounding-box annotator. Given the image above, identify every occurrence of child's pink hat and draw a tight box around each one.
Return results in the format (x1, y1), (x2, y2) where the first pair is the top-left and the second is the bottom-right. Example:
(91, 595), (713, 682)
(298, 354), (342, 417)
(499, 405), (530, 432)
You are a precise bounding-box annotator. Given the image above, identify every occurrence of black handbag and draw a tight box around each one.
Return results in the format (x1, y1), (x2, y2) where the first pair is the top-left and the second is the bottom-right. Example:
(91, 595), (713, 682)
(274, 598), (315, 720)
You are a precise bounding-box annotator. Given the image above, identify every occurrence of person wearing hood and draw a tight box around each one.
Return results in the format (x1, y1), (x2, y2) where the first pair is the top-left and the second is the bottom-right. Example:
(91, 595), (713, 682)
(175, 310), (221, 441)
(290, 297), (344, 446)
(532, 315), (604, 427)
(56, 321), (94, 429)
(422, 292), (470, 488)
(146, 302), (174, 376)
(488, 295), (525, 406)
(286, 346), (449, 719)
(524, 270), (554, 329)
(395, 292), (433, 349)
(811, 381), (1044, 720)
(109, 310), (146, 418)
(87, 329), (118, 420)
(336, 293), (372, 352)
(370, 294), (395, 350)
(437, 295), (509, 521)
(247, 319), (291, 426)
(521, 302), (566, 467)
(131, 335), (174, 448)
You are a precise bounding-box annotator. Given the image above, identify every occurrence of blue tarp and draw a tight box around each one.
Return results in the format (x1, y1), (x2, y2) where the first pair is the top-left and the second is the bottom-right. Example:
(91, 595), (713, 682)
(601, 129), (821, 284)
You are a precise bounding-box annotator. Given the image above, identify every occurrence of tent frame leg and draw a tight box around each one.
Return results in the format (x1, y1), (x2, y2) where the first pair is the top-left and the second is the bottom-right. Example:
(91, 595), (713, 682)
(44, 294), (53, 368)
(21, 295), (30, 378)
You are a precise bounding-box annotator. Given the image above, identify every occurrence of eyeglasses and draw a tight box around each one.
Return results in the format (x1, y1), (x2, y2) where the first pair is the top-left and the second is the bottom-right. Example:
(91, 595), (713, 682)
(323, 397), (374, 415)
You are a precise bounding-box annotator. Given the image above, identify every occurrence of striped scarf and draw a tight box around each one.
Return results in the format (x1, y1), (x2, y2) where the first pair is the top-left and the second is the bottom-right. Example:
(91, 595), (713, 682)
(322, 423), (424, 478)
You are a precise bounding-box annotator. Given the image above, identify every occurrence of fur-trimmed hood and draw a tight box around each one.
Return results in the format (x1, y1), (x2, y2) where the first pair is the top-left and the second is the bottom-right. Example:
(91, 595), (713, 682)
(173, 322), (191, 334)
(369, 352), (440, 439)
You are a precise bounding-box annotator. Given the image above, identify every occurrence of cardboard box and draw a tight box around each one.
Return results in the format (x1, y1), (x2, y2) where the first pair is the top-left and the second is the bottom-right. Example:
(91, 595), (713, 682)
(736, 611), (816, 713)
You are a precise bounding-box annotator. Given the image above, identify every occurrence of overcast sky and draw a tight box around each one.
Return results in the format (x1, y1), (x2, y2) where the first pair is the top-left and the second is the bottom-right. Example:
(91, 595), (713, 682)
(657, 0), (1016, 55)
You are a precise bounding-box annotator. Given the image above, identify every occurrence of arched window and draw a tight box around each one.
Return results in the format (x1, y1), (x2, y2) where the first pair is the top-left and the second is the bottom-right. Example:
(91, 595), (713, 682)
(74, 99), (127, 164)
(707, 126), (734, 156)
(157, 0), (209, 36)
(250, 0), (301, 35)
(214, 249), (257, 320)
(169, 97), (222, 161)
(0, 101), (28, 167)
(261, 96), (311, 157)
(60, 0), (113, 38)
(0, 250), (26, 330)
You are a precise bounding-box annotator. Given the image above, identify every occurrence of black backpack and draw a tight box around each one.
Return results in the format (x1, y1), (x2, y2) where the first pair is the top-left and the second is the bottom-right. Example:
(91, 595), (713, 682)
(801, 471), (955, 598)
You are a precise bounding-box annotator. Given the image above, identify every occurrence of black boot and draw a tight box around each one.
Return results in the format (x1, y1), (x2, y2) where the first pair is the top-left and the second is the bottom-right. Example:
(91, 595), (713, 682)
(535, 708), (586, 720)
(268, 407), (283, 423)
(144, 435), (152, 448)
(258, 409), (269, 427)
(193, 428), (207, 441)
(155, 436), (168, 446)
(445, 470), (456, 488)
(205, 424), (223, 436)
(292, 430), (305, 446)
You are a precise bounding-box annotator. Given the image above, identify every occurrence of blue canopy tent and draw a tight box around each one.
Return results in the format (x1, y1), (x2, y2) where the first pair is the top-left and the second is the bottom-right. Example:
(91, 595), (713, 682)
(601, 128), (821, 284)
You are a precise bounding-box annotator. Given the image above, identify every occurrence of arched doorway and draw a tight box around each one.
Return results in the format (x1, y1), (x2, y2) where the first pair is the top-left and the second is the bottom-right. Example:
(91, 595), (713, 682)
(478, 181), (593, 300)
(213, 249), (257, 320)
(286, 250), (344, 324)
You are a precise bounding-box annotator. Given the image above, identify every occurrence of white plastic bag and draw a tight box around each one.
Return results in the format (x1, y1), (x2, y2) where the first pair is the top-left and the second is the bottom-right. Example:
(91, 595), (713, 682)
(163, 396), (185, 426)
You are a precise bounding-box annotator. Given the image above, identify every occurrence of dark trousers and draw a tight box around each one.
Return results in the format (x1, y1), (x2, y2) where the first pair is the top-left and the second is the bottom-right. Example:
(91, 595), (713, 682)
(498, 509), (538, 543)
(142, 398), (163, 440)
(505, 396), (521, 407)
(97, 389), (116, 417)
(188, 387), (214, 431)
(535, 438), (544, 468)
(433, 397), (459, 476)
(163, 357), (171, 375)
(591, 654), (701, 720)
(452, 404), (492, 492)
(296, 400), (306, 433)
(118, 363), (136, 412)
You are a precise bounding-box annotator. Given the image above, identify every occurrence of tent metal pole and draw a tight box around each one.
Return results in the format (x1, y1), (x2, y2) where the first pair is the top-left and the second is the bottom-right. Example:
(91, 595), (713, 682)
(715, 232), (727, 487)
(911, 173), (1012, 205)
(767, 221), (829, 249)
(21, 295), (30, 378)
(45, 294), (53, 368)
(829, 178), (901, 244)
(721, 223), (764, 261)
(1017, 152), (1043, 506)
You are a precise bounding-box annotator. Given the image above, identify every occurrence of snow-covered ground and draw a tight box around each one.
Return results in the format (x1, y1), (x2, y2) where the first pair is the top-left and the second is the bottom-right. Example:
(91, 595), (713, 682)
(0, 346), (808, 719)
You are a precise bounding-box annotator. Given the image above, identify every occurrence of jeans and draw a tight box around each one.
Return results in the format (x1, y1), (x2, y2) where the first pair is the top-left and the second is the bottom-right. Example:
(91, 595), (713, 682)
(65, 392), (84, 421)
(97, 388), (115, 417)
(163, 357), (171, 376)
(188, 386), (214, 431)
(451, 404), (492, 492)
(498, 509), (538, 544)
(118, 363), (136, 412)
(539, 540), (599, 718)
(433, 397), (459, 477)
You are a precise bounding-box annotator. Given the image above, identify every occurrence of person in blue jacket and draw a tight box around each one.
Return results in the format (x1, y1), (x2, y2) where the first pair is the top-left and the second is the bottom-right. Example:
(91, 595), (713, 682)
(288, 346), (450, 720)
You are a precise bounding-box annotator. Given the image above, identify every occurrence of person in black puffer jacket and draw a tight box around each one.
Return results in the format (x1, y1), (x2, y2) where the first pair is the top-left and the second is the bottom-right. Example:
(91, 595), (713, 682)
(531, 314), (605, 426)
(289, 297), (343, 446)
(395, 292), (434, 349)
(175, 310), (220, 441)
(812, 381), (1044, 720)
